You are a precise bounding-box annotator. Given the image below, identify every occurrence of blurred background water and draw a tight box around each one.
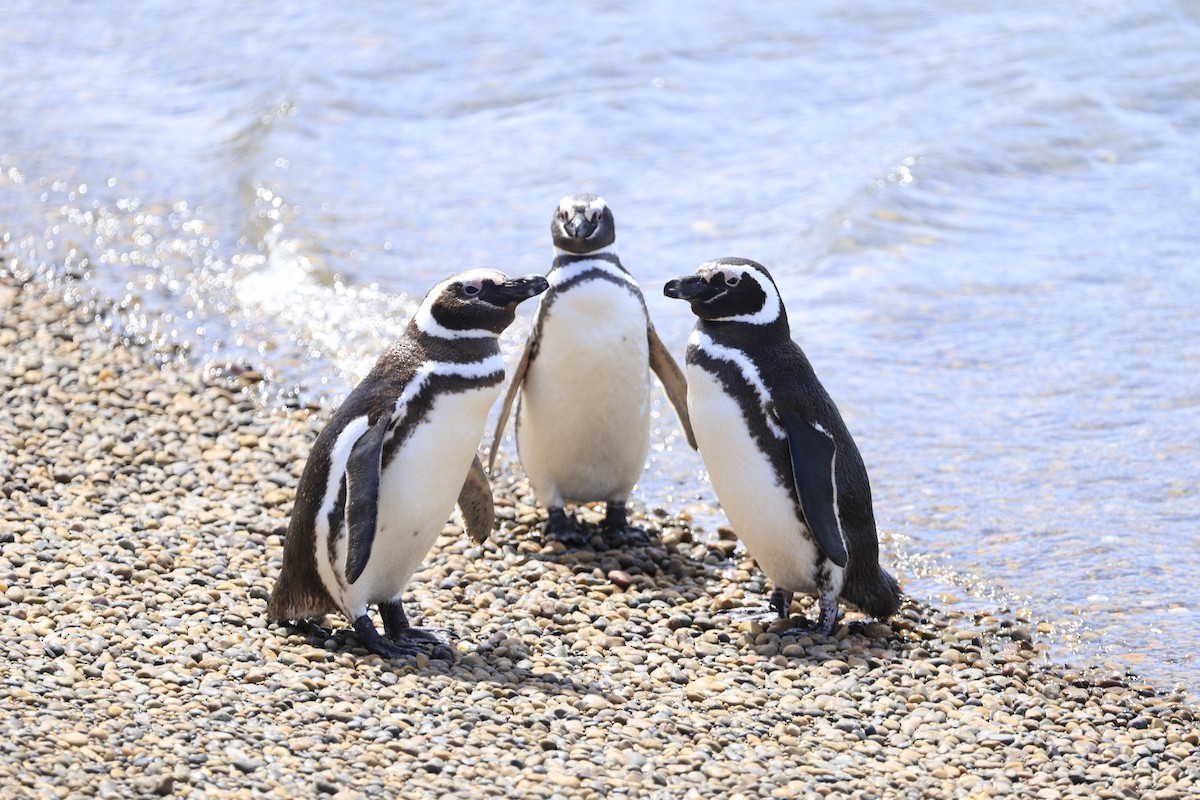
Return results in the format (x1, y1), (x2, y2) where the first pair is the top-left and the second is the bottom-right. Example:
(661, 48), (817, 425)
(3, 0), (1198, 694)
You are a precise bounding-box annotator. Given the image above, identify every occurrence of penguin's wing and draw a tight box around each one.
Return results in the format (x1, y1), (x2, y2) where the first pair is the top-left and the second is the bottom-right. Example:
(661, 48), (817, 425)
(343, 413), (392, 585)
(647, 323), (698, 450)
(457, 452), (494, 544)
(486, 329), (536, 472)
(777, 410), (849, 568)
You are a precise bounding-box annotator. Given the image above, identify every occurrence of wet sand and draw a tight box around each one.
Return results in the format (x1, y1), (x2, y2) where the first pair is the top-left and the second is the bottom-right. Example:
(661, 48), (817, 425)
(1, 270), (1196, 799)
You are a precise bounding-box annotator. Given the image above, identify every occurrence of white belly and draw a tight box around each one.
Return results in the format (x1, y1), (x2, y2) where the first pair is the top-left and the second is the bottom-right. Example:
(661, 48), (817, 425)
(517, 284), (651, 505)
(688, 365), (841, 595)
(341, 385), (497, 612)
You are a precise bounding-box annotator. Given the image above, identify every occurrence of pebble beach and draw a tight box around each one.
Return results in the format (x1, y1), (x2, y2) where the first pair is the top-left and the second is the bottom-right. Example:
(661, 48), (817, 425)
(2, 268), (1197, 799)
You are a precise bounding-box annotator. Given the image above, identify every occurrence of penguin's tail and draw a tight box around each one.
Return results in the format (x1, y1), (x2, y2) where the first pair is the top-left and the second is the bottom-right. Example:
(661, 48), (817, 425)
(267, 578), (337, 624)
(266, 550), (338, 624)
(841, 564), (902, 622)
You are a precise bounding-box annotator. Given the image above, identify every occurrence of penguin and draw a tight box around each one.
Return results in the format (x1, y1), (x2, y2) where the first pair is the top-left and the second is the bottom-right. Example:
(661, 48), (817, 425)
(487, 193), (696, 545)
(663, 257), (900, 634)
(267, 270), (549, 658)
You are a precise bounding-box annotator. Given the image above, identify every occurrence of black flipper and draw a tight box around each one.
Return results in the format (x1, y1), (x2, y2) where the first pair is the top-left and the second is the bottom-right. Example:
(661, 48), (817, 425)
(457, 453), (494, 544)
(778, 412), (849, 568)
(344, 414), (392, 585)
(648, 323), (698, 450)
(487, 329), (536, 473)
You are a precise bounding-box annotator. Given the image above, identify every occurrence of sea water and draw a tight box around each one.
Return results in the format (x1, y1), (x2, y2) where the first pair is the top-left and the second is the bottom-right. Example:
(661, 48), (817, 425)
(3, 0), (1198, 694)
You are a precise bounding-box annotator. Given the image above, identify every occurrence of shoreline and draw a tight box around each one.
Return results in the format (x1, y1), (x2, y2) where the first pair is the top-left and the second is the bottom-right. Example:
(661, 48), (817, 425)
(2, 270), (1197, 798)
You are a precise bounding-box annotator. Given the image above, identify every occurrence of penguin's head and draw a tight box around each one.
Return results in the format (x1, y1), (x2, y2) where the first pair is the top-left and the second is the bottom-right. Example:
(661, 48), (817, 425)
(663, 258), (784, 326)
(551, 194), (616, 254)
(415, 269), (549, 338)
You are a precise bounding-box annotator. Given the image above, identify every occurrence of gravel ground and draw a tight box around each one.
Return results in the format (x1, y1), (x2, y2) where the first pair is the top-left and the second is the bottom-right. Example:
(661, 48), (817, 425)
(1, 270), (1197, 799)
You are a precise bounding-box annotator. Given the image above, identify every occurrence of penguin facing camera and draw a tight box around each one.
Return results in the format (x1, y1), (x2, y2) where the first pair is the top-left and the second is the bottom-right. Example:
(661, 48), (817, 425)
(664, 258), (901, 635)
(268, 270), (549, 658)
(489, 193), (696, 547)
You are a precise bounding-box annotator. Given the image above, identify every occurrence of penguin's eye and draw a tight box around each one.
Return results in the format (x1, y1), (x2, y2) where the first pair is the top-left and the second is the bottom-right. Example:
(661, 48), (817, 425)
(585, 208), (601, 222)
(725, 274), (741, 287)
(462, 283), (481, 297)
(557, 209), (570, 221)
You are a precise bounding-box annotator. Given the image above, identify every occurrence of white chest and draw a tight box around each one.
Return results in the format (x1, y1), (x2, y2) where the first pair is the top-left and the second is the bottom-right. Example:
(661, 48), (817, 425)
(517, 282), (652, 502)
(688, 365), (833, 593)
(348, 384), (498, 604)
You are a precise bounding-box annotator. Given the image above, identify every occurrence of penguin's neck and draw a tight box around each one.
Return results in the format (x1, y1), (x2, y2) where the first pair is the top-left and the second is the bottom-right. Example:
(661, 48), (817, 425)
(548, 245), (635, 292)
(552, 242), (620, 263)
(697, 315), (791, 350)
(405, 322), (501, 363)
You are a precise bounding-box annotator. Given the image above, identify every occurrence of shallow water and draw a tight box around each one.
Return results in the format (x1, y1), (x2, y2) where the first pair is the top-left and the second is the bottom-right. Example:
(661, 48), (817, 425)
(3, 0), (1198, 693)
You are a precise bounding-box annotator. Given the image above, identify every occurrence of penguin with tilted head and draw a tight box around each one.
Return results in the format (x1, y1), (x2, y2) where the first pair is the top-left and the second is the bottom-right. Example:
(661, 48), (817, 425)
(488, 194), (696, 546)
(664, 258), (900, 634)
(268, 270), (548, 658)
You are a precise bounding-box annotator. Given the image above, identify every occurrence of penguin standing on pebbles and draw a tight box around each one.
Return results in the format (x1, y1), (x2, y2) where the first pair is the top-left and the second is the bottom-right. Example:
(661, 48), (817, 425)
(268, 270), (548, 658)
(488, 194), (696, 546)
(664, 258), (900, 634)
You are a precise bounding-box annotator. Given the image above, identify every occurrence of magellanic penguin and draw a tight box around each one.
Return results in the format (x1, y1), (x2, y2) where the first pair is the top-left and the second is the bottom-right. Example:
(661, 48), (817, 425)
(663, 258), (901, 634)
(488, 194), (696, 545)
(267, 270), (549, 658)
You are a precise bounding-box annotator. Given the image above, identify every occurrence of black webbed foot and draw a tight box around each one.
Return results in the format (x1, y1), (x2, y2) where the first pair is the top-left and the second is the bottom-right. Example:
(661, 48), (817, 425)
(726, 589), (839, 638)
(379, 601), (458, 661)
(603, 526), (651, 547)
(774, 596), (841, 637)
(294, 619), (336, 646)
(817, 595), (841, 637)
(544, 506), (591, 547)
(351, 615), (428, 659)
(599, 501), (651, 547)
(769, 587), (794, 619)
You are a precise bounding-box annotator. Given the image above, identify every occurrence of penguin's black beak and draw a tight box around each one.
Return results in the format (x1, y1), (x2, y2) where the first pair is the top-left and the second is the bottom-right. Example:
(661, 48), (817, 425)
(565, 212), (597, 240)
(497, 274), (549, 304)
(664, 274), (720, 302)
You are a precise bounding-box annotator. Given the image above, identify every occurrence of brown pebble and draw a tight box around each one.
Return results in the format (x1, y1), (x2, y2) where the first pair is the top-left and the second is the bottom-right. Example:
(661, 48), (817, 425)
(607, 569), (633, 589)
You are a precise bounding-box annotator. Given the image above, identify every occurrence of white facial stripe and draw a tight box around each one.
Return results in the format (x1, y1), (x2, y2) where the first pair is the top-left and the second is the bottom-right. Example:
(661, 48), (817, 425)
(704, 264), (783, 326)
(388, 354), (507, 429)
(690, 329), (785, 439)
(413, 270), (508, 339)
(586, 196), (607, 221)
(548, 247), (629, 282)
(811, 421), (847, 548)
(314, 414), (372, 609)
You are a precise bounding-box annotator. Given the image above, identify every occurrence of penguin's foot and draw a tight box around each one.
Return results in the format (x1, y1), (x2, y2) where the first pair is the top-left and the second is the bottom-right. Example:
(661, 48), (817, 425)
(402, 626), (455, 644)
(295, 619), (336, 644)
(775, 597), (841, 637)
(599, 501), (651, 547)
(817, 595), (841, 637)
(602, 525), (651, 547)
(351, 615), (429, 659)
(392, 630), (458, 662)
(544, 506), (591, 547)
(727, 590), (840, 638)
(379, 602), (458, 660)
(769, 587), (795, 619)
